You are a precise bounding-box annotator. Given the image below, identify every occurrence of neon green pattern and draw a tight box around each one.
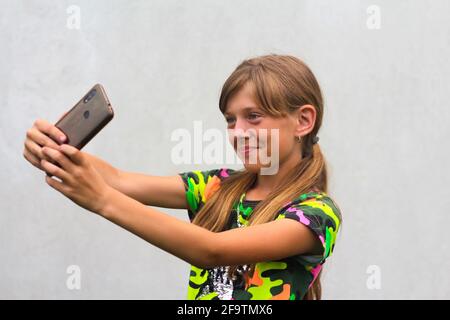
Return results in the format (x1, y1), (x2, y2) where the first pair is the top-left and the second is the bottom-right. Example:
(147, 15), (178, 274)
(178, 168), (342, 300)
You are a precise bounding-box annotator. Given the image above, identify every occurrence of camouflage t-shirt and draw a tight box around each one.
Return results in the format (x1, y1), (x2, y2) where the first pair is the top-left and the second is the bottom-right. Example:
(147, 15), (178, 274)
(178, 168), (342, 300)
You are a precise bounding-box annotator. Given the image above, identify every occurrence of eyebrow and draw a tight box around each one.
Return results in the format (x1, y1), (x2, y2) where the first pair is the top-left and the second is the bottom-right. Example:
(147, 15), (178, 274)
(224, 106), (261, 116)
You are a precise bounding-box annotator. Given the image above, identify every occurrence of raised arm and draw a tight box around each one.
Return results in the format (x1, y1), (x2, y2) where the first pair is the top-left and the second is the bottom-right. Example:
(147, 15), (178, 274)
(23, 118), (188, 209)
(82, 152), (187, 209)
(99, 187), (322, 268)
(39, 143), (325, 269)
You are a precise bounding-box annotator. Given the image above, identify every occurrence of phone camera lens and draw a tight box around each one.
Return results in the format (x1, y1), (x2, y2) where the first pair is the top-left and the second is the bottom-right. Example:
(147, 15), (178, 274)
(83, 89), (97, 104)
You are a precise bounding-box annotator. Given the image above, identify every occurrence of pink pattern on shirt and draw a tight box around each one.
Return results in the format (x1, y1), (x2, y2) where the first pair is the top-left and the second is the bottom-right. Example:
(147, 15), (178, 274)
(286, 206), (311, 225)
(220, 168), (229, 178)
(319, 235), (325, 246)
(308, 264), (322, 289)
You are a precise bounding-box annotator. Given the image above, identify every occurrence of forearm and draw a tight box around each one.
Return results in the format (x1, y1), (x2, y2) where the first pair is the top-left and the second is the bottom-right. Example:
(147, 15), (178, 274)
(99, 187), (216, 268)
(82, 153), (186, 209)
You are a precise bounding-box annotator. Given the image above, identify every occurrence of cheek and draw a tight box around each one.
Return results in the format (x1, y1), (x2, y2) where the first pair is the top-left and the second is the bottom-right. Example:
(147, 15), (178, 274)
(263, 129), (293, 156)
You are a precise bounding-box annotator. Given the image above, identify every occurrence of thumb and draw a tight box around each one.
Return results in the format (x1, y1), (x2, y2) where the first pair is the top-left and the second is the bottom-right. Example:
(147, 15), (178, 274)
(59, 144), (85, 166)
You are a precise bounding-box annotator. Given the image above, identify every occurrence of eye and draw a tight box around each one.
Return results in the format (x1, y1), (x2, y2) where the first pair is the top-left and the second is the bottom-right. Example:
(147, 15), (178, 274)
(225, 117), (235, 124)
(247, 113), (261, 121)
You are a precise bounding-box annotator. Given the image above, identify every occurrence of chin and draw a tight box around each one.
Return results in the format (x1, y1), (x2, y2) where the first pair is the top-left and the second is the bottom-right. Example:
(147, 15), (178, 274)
(242, 162), (262, 173)
(237, 148), (273, 173)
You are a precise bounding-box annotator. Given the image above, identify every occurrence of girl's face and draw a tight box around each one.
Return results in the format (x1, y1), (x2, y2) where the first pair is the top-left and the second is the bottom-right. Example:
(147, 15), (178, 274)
(224, 84), (316, 173)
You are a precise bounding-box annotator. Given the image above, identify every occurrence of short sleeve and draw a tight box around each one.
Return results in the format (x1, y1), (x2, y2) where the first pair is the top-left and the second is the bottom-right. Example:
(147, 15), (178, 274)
(277, 192), (342, 265)
(178, 168), (236, 222)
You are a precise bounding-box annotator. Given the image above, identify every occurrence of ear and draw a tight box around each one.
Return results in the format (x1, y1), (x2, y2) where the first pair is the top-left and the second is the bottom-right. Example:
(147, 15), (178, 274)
(293, 104), (317, 138)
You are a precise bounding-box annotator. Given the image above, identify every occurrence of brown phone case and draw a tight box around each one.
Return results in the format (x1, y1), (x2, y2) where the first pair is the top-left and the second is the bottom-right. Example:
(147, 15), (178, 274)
(55, 83), (114, 150)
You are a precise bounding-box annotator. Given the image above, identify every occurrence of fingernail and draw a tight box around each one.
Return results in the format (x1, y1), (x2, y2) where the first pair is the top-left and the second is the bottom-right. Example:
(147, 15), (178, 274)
(60, 135), (66, 142)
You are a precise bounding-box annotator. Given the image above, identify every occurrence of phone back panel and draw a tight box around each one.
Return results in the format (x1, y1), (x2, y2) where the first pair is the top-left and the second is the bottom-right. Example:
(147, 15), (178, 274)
(55, 84), (114, 150)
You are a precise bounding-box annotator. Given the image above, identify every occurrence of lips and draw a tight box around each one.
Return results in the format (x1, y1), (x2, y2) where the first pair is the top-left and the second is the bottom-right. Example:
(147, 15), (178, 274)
(235, 139), (261, 154)
(239, 146), (259, 154)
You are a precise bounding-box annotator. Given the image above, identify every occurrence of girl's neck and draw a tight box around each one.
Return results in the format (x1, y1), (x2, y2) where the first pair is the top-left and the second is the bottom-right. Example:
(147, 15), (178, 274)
(247, 151), (303, 200)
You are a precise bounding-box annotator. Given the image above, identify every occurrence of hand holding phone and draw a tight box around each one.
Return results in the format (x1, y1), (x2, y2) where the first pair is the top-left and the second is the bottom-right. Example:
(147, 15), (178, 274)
(46, 84), (115, 176)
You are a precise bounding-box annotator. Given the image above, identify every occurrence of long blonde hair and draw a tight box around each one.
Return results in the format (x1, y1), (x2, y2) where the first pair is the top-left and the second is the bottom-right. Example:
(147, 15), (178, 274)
(192, 54), (327, 300)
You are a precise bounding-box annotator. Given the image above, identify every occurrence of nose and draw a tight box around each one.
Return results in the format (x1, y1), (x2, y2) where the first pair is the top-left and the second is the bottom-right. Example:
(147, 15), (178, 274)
(231, 120), (260, 149)
(234, 117), (250, 132)
(234, 118), (253, 140)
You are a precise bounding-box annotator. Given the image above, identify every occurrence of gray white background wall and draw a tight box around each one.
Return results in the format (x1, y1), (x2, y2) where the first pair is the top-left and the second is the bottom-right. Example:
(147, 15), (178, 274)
(1, 0), (449, 299)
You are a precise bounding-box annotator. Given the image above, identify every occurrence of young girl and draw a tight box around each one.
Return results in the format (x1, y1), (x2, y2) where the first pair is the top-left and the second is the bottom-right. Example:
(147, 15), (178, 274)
(23, 54), (342, 300)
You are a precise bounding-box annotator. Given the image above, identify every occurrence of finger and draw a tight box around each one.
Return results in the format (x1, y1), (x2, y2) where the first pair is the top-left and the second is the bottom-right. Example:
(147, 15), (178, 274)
(40, 158), (71, 182)
(33, 119), (67, 144)
(45, 175), (70, 196)
(23, 149), (43, 170)
(26, 127), (60, 149)
(41, 147), (75, 173)
(59, 144), (85, 166)
(24, 138), (56, 164)
(24, 138), (47, 161)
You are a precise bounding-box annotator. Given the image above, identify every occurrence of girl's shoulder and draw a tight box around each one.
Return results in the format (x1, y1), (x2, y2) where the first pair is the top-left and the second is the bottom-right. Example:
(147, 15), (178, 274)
(281, 189), (342, 224)
(178, 167), (237, 184)
(177, 168), (238, 218)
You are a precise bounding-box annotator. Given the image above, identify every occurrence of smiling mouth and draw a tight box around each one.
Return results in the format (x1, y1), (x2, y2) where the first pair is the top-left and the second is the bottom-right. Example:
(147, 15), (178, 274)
(234, 137), (263, 153)
(238, 146), (259, 154)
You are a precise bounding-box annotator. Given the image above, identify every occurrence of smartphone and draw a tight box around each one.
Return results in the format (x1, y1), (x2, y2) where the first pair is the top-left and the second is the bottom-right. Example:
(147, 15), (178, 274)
(45, 84), (114, 177)
(55, 83), (114, 150)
